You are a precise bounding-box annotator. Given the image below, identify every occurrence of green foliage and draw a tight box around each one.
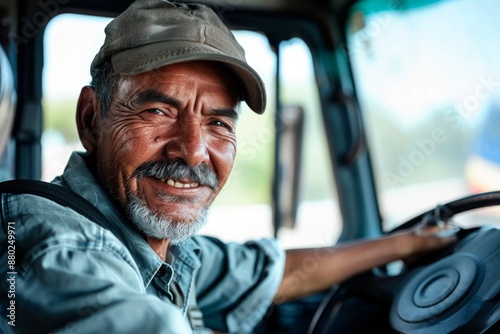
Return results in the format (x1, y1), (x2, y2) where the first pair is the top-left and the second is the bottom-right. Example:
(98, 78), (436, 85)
(215, 107), (274, 206)
(42, 98), (79, 143)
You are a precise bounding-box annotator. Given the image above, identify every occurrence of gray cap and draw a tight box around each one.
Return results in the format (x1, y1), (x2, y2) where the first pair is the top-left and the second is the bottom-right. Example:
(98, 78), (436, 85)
(91, 0), (266, 114)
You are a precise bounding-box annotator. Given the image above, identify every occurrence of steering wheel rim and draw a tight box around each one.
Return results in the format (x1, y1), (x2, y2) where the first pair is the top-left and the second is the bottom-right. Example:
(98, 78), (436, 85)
(394, 190), (500, 231)
(308, 191), (500, 334)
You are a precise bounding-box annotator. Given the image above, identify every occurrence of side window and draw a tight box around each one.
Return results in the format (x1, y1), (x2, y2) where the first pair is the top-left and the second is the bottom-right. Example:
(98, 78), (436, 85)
(42, 14), (109, 180)
(42, 14), (341, 248)
(277, 39), (341, 248)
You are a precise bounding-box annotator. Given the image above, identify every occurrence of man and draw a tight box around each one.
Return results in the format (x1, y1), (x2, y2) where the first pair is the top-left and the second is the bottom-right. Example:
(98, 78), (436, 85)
(0, 0), (456, 333)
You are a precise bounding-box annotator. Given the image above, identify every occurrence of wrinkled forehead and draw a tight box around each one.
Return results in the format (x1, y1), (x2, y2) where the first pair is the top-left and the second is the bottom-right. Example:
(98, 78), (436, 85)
(116, 61), (243, 108)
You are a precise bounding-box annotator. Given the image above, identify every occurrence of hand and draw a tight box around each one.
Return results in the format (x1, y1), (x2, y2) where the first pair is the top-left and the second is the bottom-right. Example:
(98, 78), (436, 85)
(393, 220), (459, 264)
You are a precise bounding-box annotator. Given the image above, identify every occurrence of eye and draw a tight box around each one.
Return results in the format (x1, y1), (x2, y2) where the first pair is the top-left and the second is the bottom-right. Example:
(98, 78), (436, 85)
(211, 119), (234, 132)
(145, 108), (165, 115)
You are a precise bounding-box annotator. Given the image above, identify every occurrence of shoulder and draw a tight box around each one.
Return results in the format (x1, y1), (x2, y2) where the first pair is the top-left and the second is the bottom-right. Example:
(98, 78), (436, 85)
(192, 235), (284, 262)
(1, 192), (135, 270)
(191, 236), (285, 332)
(3, 192), (104, 240)
(192, 235), (285, 287)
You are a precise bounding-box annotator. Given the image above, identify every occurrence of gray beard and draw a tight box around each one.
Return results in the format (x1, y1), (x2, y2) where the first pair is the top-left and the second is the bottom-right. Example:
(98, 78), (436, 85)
(126, 196), (209, 244)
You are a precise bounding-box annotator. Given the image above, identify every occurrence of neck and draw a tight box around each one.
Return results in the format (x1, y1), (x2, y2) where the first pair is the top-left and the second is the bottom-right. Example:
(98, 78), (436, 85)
(146, 236), (170, 262)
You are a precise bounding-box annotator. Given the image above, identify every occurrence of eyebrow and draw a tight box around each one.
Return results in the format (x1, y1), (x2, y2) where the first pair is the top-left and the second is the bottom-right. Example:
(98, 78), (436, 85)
(132, 89), (182, 109)
(212, 107), (239, 123)
(132, 88), (239, 122)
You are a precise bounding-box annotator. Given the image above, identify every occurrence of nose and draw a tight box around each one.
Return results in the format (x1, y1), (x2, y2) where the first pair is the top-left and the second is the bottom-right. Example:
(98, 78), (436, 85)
(164, 122), (208, 166)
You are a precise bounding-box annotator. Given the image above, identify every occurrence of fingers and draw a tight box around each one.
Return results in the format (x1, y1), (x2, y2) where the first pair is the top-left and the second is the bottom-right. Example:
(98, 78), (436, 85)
(415, 221), (460, 238)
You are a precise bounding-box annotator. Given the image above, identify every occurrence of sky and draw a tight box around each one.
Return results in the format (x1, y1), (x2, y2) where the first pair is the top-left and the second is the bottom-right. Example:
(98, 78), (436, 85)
(43, 14), (111, 98)
(348, 0), (500, 128)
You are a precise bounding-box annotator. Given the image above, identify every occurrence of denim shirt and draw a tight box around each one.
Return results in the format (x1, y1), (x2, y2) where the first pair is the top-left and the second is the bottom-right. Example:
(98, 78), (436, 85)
(0, 152), (285, 333)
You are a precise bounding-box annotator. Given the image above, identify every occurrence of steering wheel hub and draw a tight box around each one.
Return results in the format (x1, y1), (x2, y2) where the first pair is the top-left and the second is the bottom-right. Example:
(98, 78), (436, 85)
(413, 267), (459, 308)
(396, 254), (479, 323)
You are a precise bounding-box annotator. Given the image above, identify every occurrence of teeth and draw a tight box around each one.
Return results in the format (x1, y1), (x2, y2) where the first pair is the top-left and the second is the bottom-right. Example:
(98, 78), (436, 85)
(162, 178), (199, 188)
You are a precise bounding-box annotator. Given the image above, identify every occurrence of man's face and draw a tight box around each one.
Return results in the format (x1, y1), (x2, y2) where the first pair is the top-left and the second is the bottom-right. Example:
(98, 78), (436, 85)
(92, 61), (240, 240)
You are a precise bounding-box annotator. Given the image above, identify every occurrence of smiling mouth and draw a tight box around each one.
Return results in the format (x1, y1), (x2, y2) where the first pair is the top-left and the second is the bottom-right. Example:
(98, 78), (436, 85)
(133, 159), (218, 191)
(158, 177), (200, 188)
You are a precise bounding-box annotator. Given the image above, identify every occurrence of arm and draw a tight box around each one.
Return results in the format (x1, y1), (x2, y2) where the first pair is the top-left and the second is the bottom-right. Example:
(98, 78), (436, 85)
(274, 225), (457, 303)
(194, 236), (285, 333)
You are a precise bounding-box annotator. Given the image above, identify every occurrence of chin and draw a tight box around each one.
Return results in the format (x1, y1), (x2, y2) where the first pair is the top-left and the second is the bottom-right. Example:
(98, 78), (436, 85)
(126, 195), (209, 243)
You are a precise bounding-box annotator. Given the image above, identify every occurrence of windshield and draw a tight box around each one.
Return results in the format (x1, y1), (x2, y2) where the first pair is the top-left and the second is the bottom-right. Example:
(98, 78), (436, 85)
(347, 0), (500, 230)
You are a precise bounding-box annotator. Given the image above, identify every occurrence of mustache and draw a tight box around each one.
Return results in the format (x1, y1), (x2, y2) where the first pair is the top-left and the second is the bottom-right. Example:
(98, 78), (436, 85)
(132, 159), (219, 191)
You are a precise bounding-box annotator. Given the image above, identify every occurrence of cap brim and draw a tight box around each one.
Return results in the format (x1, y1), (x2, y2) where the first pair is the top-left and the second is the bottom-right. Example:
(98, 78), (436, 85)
(110, 41), (266, 114)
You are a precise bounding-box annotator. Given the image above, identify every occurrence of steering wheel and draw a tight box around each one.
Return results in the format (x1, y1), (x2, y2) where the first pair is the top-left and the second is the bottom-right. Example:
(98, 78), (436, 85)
(308, 191), (500, 334)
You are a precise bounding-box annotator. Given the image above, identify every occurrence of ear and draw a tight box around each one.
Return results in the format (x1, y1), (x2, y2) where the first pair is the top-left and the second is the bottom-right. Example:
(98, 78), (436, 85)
(76, 86), (100, 154)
